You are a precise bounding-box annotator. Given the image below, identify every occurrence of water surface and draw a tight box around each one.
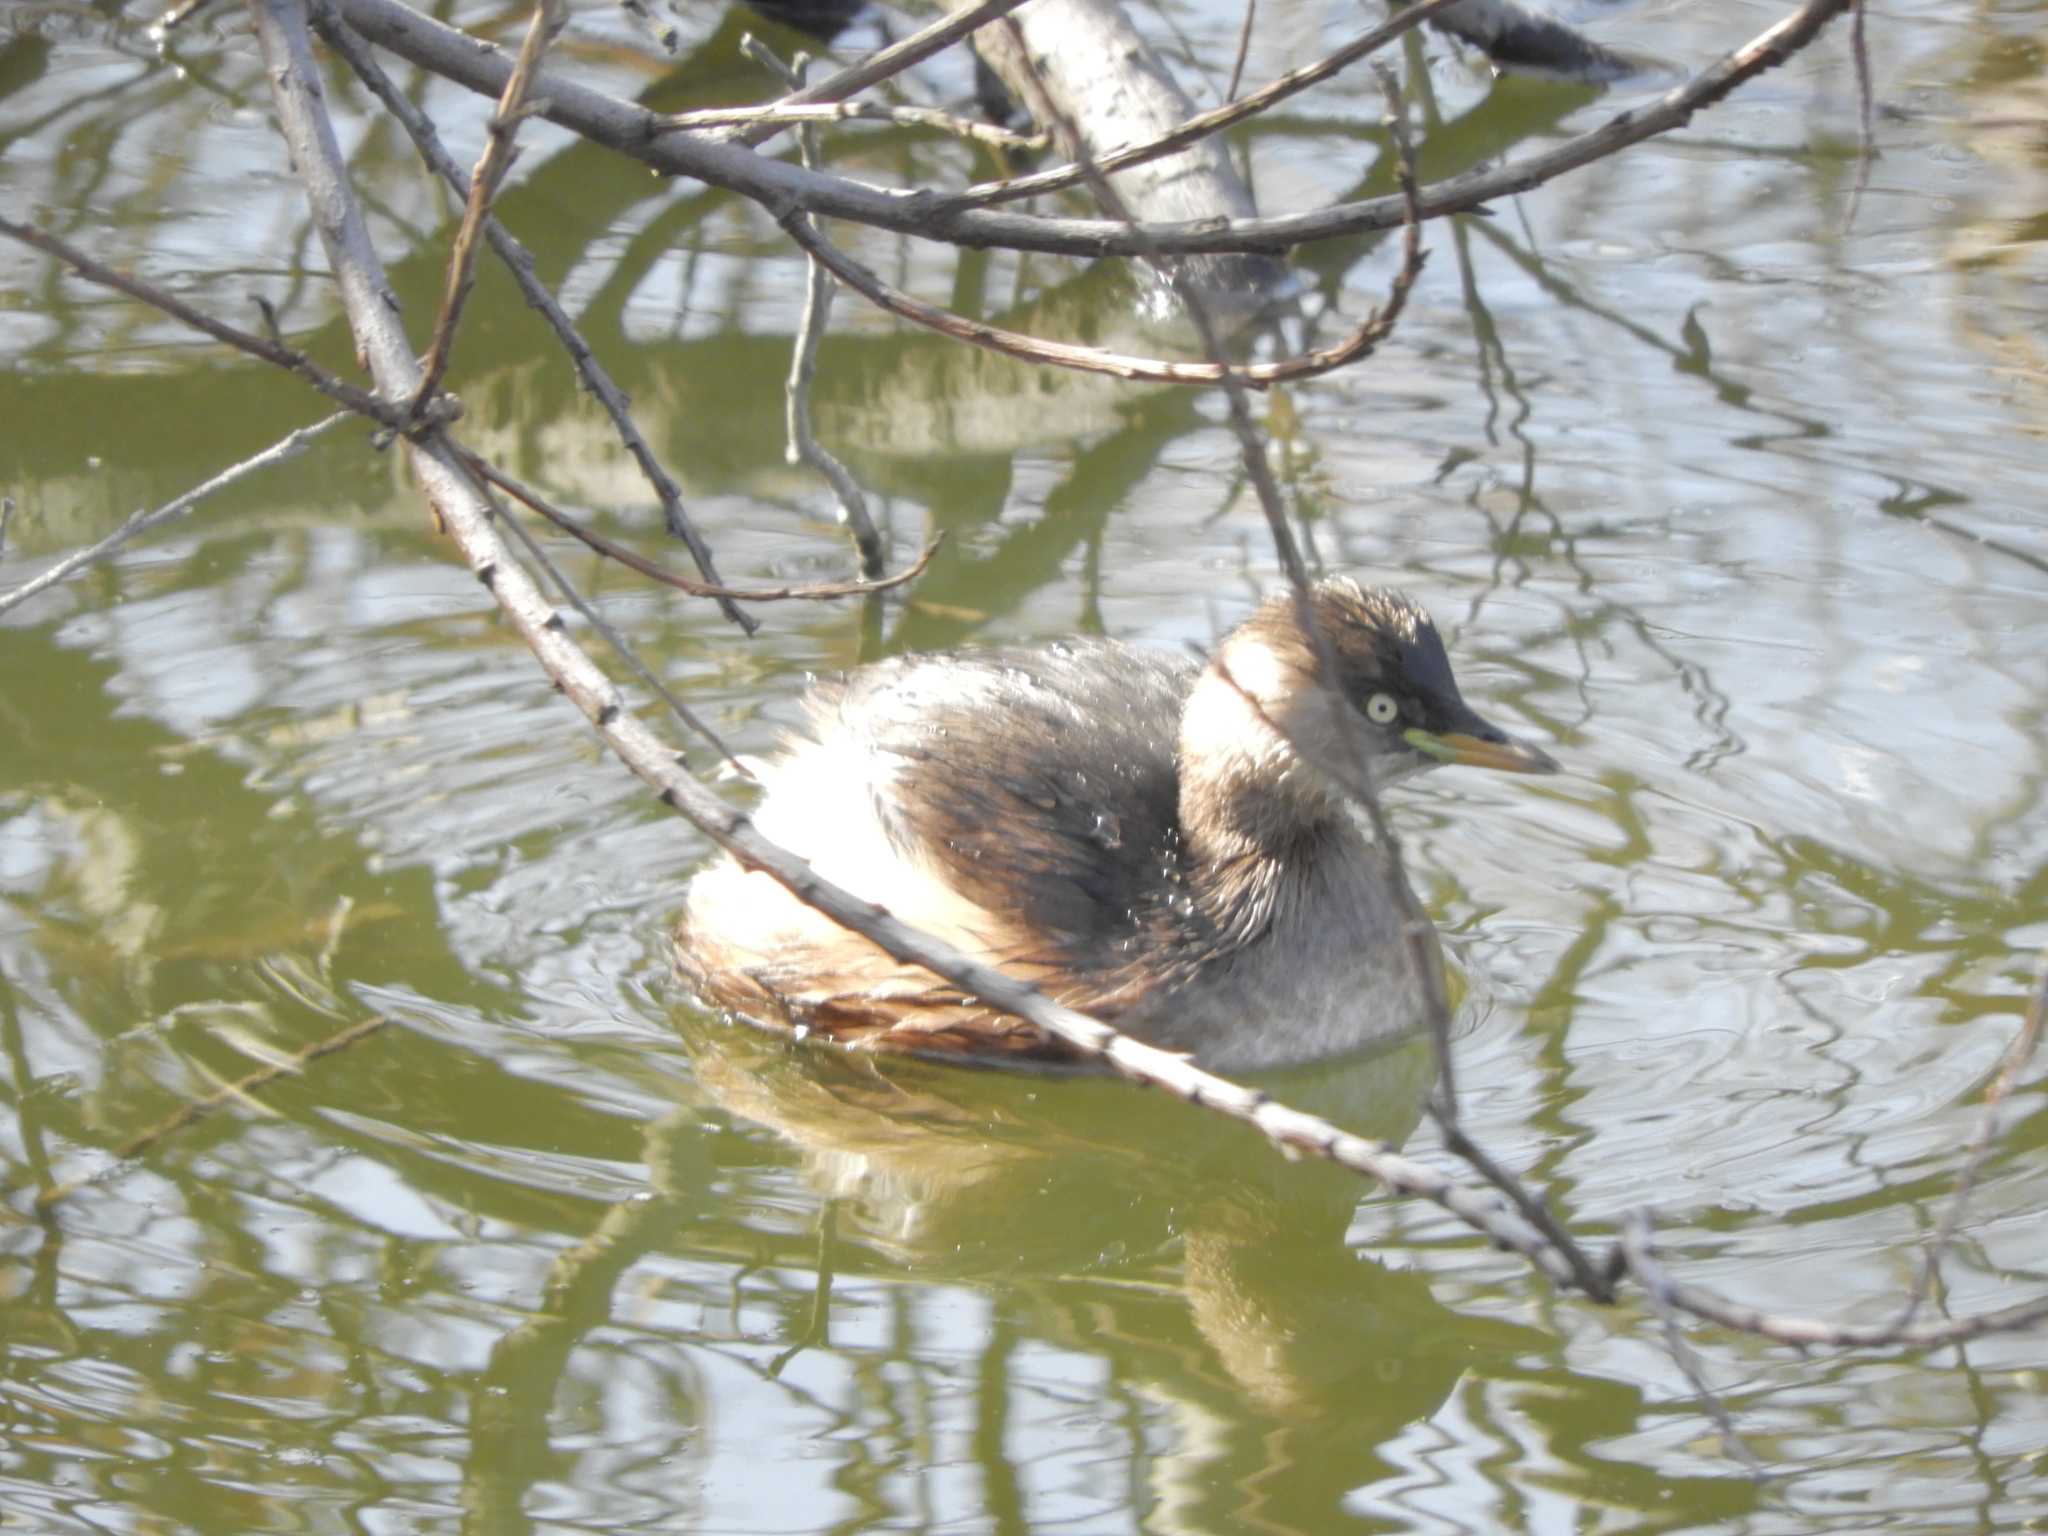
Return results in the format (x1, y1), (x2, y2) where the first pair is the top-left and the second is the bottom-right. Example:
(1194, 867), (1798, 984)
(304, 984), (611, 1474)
(3, 0), (2047, 1530)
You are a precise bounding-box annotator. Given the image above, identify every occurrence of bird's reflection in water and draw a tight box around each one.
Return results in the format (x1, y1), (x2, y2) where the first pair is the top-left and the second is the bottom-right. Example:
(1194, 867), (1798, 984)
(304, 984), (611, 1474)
(683, 1011), (1541, 1518)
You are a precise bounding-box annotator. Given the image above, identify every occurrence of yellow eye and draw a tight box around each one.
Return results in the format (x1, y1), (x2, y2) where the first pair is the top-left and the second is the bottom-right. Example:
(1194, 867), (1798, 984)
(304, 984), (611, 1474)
(1365, 692), (1399, 725)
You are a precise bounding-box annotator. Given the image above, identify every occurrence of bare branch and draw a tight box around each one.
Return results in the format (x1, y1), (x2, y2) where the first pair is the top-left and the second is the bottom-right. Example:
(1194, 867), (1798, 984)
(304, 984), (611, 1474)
(412, 0), (568, 416)
(1842, 0), (1876, 231)
(459, 450), (934, 601)
(330, 0), (1852, 261)
(1621, 1207), (2048, 1350)
(779, 203), (1423, 387)
(0, 413), (349, 619)
(0, 214), (428, 432)
(663, 99), (1045, 153)
(313, 0), (756, 634)
(712, 0), (1040, 150)
(744, 39), (884, 577)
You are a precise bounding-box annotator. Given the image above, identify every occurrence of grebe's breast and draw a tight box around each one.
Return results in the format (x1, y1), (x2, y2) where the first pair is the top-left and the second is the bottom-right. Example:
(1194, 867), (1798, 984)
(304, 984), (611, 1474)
(1112, 836), (1440, 1071)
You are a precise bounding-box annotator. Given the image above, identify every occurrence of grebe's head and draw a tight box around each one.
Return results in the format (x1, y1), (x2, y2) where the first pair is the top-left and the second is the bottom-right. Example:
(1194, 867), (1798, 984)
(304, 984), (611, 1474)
(1183, 578), (1557, 822)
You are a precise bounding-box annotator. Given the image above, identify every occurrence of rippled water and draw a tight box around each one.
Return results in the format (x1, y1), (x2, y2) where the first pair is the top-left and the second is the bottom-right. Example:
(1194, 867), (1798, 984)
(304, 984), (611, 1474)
(3, 0), (2047, 1530)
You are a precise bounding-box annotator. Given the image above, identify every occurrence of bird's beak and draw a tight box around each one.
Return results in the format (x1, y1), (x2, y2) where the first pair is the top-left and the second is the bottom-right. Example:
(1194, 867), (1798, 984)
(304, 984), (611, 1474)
(1403, 720), (1560, 775)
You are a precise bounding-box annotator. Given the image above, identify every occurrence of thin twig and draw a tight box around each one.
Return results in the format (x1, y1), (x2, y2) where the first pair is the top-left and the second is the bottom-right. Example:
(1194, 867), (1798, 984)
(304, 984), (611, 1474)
(1225, 0), (1257, 102)
(459, 450), (934, 600)
(778, 208), (1423, 387)
(0, 214), (432, 433)
(663, 99), (1045, 153)
(312, 0), (755, 634)
(32, 1015), (391, 1213)
(712, 0), (1041, 150)
(1842, 0), (1876, 232)
(956, 0), (1460, 210)
(0, 414), (348, 619)
(1440, 1122), (1613, 1300)
(449, 452), (755, 782)
(412, 0), (567, 417)
(785, 254), (883, 575)
(1620, 1205), (2048, 1350)
(744, 38), (884, 577)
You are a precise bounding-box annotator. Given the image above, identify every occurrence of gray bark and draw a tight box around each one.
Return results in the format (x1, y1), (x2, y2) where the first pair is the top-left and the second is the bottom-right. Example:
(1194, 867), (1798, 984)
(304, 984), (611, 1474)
(963, 0), (1293, 316)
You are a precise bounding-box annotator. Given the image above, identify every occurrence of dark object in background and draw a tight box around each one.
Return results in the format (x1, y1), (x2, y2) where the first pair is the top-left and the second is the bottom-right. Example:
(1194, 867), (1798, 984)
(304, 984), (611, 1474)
(974, 54), (1027, 134)
(733, 0), (868, 42)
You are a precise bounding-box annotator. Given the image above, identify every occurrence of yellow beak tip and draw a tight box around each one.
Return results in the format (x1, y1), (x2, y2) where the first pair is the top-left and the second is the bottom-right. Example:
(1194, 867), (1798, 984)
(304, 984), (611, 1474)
(1434, 732), (1561, 776)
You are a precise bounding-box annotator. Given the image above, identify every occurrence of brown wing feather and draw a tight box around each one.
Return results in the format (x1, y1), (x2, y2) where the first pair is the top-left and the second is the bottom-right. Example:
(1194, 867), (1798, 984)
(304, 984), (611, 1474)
(676, 640), (1205, 1060)
(837, 643), (1199, 969)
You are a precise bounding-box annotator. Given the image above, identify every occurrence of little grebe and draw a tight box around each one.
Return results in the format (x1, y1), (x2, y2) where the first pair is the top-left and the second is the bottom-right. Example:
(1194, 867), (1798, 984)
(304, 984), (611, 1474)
(675, 578), (1557, 1070)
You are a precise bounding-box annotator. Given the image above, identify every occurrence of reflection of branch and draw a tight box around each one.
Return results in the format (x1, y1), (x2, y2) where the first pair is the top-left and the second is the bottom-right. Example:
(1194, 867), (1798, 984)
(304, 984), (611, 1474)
(0, 413), (347, 619)
(412, 0), (567, 417)
(767, 1201), (838, 1378)
(1843, 0), (1875, 231)
(30, 1014), (391, 1213)
(1426, 0), (1635, 79)
(333, 0), (1851, 260)
(312, 3), (755, 633)
(456, 453), (754, 781)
